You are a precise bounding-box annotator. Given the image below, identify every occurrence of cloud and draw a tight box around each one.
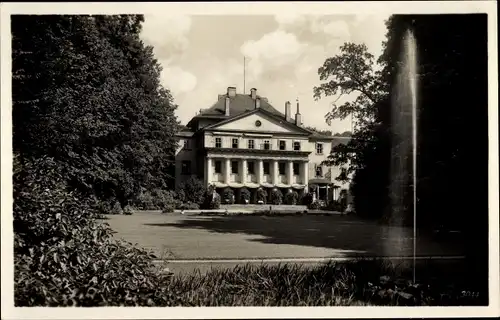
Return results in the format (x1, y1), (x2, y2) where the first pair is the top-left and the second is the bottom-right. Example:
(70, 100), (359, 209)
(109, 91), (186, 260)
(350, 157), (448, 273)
(274, 12), (307, 27)
(241, 30), (306, 80)
(141, 15), (192, 58)
(310, 19), (350, 39)
(160, 65), (197, 95)
(275, 14), (351, 40)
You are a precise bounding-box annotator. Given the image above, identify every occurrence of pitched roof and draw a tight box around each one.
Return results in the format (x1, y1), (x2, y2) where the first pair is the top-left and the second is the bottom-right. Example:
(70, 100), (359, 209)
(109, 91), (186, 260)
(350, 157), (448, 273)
(197, 93), (286, 119)
(202, 107), (312, 135)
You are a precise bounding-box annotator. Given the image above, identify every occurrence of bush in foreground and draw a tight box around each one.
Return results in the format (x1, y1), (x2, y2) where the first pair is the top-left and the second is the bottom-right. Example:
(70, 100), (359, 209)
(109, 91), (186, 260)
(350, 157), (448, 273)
(14, 157), (169, 307)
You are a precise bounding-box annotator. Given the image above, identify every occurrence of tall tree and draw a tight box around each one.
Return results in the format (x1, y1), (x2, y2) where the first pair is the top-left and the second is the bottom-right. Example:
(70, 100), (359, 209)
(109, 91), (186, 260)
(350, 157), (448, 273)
(12, 15), (179, 206)
(313, 43), (391, 219)
(381, 14), (489, 294)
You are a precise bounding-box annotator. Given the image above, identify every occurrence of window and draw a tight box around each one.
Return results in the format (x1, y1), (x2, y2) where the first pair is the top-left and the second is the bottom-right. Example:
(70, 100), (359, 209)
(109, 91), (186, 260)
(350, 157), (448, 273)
(315, 165), (323, 177)
(293, 141), (301, 151)
(247, 161), (255, 174)
(183, 139), (190, 149)
(231, 160), (239, 174)
(232, 138), (239, 149)
(263, 162), (270, 175)
(248, 139), (255, 149)
(215, 137), (222, 148)
(316, 143), (324, 155)
(263, 140), (270, 150)
(278, 162), (286, 175)
(214, 160), (222, 174)
(293, 162), (300, 175)
(279, 140), (286, 150)
(181, 160), (191, 175)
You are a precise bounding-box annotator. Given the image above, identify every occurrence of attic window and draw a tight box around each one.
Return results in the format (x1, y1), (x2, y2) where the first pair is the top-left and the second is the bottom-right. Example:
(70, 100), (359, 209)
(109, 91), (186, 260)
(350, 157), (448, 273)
(255, 120), (262, 127)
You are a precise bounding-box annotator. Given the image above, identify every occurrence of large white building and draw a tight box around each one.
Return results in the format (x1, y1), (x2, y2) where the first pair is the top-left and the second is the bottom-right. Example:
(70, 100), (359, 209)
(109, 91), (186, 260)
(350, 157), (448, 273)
(175, 86), (350, 203)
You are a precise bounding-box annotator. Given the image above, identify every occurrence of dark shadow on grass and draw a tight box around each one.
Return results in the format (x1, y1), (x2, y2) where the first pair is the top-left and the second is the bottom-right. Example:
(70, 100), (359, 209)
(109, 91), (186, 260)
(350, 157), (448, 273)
(144, 215), (464, 258)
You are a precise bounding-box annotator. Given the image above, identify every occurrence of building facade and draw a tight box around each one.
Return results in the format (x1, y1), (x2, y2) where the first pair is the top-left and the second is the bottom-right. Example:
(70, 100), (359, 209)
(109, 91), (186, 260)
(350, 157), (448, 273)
(175, 87), (350, 203)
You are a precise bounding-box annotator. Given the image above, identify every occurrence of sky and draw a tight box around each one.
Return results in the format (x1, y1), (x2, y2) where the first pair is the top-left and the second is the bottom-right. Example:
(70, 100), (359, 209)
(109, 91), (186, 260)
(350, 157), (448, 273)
(140, 14), (390, 133)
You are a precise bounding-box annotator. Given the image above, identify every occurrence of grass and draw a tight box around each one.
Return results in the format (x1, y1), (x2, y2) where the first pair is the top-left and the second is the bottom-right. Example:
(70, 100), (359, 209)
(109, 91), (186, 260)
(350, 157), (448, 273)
(153, 259), (485, 306)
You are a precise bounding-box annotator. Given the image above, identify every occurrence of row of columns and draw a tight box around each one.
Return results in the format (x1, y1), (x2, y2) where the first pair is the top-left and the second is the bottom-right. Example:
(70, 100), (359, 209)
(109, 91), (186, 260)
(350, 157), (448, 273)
(206, 157), (308, 186)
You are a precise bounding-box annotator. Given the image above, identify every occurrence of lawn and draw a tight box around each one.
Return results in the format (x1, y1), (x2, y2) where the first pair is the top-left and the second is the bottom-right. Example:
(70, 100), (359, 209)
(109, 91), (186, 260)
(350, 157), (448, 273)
(99, 211), (484, 306)
(104, 211), (464, 260)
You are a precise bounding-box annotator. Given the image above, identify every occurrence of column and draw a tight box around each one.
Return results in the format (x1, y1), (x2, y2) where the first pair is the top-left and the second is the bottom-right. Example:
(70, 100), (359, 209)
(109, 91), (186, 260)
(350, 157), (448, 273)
(241, 159), (247, 184)
(257, 159), (264, 185)
(287, 161), (294, 185)
(272, 160), (279, 185)
(206, 157), (213, 186)
(224, 158), (231, 184)
(302, 160), (309, 192)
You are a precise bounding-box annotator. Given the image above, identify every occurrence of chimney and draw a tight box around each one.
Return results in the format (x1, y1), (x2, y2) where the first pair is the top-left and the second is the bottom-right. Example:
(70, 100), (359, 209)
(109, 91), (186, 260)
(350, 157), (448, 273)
(285, 101), (292, 122)
(225, 97), (230, 116)
(227, 86), (236, 98)
(255, 97), (261, 109)
(295, 98), (302, 126)
(250, 88), (257, 100)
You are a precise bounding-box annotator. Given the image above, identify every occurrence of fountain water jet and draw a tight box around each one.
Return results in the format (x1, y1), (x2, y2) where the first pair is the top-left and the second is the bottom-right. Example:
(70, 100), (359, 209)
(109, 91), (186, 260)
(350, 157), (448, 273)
(386, 29), (418, 283)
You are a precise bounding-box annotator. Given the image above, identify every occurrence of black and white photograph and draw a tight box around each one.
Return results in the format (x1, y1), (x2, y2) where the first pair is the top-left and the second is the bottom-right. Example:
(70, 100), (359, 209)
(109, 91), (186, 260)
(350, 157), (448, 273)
(1, 1), (498, 318)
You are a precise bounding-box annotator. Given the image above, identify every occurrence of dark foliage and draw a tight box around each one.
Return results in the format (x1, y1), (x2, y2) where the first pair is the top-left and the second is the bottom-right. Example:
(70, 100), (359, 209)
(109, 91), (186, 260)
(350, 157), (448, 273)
(201, 185), (221, 209)
(284, 190), (299, 205)
(269, 188), (283, 205)
(307, 201), (321, 210)
(255, 188), (268, 204)
(380, 14), (489, 294)
(12, 15), (179, 206)
(133, 188), (177, 210)
(13, 156), (169, 306)
(222, 187), (235, 204)
(239, 188), (251, 204)
(178, 176), (206, 206)
(12, 15), (180, 307)
(300, 193), (314, 206)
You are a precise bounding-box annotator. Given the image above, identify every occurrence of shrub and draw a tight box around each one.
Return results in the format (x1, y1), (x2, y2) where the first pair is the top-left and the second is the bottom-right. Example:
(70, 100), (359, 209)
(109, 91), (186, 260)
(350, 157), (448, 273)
(133, 189), (176, 210)
(222, 188), (235, 204)
(201, 185), (221, 209)
(180, 202), (200, 210)
(178, 176), (206, 206)
(110, 201), (123, 215)
(301, 193), (314, 206)
(13, 156), (168, 307)
(210, 193), (221, 209)
(269, 188), (283, 205)
(239, 188), (251, 204)
(162, 204), (175, 214)
(255, 188), (268, 204)
(327, 200), (342, 212)
(175, 189), (186, 203)
(284, 190), (299, 205)
(308, 201), (321, 210)
(123, 205), (134, 215)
